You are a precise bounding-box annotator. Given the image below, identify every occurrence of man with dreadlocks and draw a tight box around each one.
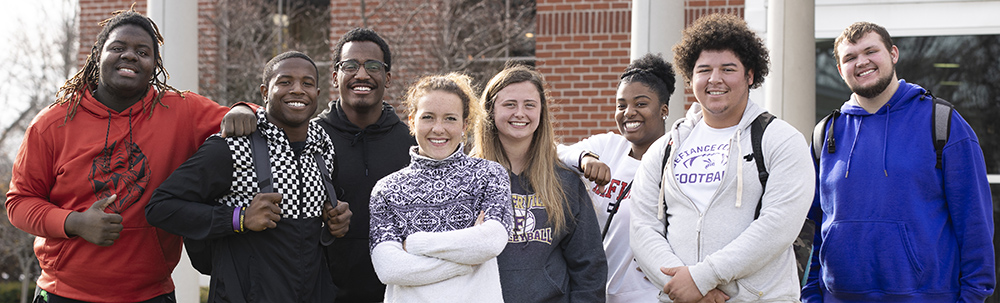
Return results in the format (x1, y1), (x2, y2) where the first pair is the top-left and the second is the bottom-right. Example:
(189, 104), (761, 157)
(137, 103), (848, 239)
(5, 8), (254, 303)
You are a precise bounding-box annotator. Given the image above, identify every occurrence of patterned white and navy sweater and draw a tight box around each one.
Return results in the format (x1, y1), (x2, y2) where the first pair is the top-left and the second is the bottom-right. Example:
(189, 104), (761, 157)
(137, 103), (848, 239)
(370, 144), (513, 248)
(148, 108), (337, 302)
(369, 145), (513, 302)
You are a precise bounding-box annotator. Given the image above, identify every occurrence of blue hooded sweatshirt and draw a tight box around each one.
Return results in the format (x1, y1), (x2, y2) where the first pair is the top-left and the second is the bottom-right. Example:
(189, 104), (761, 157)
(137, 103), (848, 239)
(802, 80), (995, 302)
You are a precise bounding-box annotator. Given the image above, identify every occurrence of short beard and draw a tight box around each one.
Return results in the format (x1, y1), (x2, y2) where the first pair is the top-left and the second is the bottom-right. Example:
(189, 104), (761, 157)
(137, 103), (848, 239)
(851, 66), (895, 98)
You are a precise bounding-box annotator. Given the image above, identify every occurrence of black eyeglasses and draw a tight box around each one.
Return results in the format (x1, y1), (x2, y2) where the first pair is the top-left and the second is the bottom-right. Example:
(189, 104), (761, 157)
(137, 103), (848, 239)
(336, 59), (387, 74)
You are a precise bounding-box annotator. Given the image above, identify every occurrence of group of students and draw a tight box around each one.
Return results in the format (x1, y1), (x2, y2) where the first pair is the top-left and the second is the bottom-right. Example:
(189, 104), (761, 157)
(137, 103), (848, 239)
(3, 6), (994, 303)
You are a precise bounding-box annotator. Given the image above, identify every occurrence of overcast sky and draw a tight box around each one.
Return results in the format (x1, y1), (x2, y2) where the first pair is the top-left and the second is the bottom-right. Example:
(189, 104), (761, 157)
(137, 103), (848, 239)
(0, 0), (75, 156)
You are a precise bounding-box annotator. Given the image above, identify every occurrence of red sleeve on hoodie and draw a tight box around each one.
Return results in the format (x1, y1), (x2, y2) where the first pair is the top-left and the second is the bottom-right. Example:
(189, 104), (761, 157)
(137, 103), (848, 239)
(6, 112), (73, 238)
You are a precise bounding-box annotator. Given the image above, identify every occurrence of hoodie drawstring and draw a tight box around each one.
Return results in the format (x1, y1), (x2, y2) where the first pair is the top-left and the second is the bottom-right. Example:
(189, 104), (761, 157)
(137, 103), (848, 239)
(882, 104), (890, 177)
(99, 109), (136, 213)
(734, 127), (744, 208)
(844, 118), (863, 178)
(100, 108), (135, 166)
(103, 110), (112, 153)
(351, 127), (372, 176)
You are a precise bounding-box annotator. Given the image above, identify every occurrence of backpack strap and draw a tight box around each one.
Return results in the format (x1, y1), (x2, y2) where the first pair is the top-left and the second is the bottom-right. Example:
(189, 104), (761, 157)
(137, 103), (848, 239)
(931, 97), (953, 169)
(661, 140), (672, 230)
(314, 152), (340, 245)
(920, 90), (954, 169)
(252, 129), (340, 244)
(812, 110), (840, 164)
(750, 112), (775, 219)
(602, 181), (632, 239)
(250, 130), (274, 193)
(659, 112), (776, 225)
(313, 153), (339, 205)
(250, 130), (337, 203)
(661, 141), (672, 174)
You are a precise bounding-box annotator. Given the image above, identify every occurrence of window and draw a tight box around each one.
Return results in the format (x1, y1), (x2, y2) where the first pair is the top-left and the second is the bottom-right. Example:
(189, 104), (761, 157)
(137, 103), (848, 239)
(816, 34), (1000, 181)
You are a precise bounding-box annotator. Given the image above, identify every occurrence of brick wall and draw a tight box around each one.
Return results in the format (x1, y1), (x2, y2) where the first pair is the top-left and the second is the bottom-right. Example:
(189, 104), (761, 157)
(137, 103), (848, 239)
(680, 0), (745, 112)
(78, 0), (148, 68)
(77, 0), (745, 139)
(686, 0), (745, 23)
(536, 0), (632, 144)
(197, 0), (217, 97)
(329, 0), (445, 117)
(78, 0), (220, 98)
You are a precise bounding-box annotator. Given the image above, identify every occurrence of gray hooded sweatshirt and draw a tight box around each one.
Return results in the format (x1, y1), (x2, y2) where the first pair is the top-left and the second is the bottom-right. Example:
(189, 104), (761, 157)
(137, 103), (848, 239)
(629, 101), (814, 302)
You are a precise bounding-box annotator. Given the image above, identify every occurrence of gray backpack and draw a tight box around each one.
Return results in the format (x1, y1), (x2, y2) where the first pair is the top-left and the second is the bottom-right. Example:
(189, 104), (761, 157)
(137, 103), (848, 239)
(812, 91), (954, 168)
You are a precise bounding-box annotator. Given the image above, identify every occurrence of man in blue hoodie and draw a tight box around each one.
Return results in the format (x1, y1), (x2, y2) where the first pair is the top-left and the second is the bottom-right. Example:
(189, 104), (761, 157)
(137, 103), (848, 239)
(802, 22), (995, 302)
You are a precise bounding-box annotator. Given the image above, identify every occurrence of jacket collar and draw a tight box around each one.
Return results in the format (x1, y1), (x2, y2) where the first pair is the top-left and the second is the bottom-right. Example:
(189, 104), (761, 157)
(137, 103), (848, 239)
(256, 107), (333, 156)
(319, 99), (403, 135)
(408, 143), (467, 168)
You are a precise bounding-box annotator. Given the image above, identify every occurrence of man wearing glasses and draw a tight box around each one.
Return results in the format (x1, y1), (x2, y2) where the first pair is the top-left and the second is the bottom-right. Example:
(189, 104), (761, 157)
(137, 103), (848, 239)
(318, 27), (416, 303)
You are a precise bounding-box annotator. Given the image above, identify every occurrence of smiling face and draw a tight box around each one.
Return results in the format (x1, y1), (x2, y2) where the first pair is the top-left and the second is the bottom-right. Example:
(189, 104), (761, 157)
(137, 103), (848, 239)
(96, 24), (156, 106)
(492, 81), (542, 147)
(410, 90), (467, 160)
(691, 49), (752, 128)
(616, 81), (667, 148)
(836, 31), (898, 99)
(260, 57), (320, 134)
(334, 41), (391, 113)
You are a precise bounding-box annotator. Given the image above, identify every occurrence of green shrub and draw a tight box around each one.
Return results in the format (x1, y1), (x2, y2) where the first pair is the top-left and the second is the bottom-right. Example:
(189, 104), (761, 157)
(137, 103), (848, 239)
(0, 280), (34, 303)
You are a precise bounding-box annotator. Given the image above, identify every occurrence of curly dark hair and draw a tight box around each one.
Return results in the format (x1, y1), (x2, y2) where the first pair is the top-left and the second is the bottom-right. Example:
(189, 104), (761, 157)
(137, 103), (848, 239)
(620, 53), (676, 106)
(333, 27), (392, 72)
(53, 5), (182, 123)
(672, 13), (769, 89)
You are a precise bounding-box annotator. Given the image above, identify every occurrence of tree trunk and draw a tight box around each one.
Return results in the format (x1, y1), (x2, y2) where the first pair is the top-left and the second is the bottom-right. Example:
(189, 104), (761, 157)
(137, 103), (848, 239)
(20, 276), (31, 303)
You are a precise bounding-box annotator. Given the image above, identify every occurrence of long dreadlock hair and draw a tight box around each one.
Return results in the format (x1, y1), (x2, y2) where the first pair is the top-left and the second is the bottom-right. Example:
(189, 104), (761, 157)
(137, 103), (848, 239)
(53, 5), (183, 123)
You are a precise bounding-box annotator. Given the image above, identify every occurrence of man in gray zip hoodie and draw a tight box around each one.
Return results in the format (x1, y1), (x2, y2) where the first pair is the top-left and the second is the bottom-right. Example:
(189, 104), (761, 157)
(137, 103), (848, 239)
(629, 14), (814, 303)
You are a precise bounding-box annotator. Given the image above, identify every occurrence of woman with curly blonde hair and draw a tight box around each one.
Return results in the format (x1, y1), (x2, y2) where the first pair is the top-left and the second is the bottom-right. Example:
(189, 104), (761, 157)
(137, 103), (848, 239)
(370, 72), (513, 302)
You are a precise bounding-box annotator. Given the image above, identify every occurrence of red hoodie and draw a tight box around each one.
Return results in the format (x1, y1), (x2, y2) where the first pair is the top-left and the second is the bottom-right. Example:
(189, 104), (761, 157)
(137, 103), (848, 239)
(5, 88), (228, 302)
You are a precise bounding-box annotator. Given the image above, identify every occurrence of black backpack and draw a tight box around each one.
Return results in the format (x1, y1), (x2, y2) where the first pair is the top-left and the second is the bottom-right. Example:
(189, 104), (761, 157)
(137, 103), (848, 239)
(813, 91), (954, 168)
(660, 112), (817, 286)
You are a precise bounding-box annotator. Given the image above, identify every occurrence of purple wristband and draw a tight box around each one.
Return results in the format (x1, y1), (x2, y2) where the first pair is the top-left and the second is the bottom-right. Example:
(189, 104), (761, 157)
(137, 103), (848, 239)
(232, 207), (241, 233)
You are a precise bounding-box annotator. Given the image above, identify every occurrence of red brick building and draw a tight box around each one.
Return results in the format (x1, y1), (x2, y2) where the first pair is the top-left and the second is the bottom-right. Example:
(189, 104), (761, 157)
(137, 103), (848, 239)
(78, 0), (745, 143)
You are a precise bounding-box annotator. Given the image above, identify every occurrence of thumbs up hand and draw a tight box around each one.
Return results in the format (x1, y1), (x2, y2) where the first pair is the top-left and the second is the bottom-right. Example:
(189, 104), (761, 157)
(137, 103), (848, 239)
(64, 194), (124, 246)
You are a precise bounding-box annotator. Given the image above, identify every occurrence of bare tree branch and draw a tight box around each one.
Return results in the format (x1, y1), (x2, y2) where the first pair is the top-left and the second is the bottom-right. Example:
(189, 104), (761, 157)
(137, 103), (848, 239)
(200, 0), (331, 110)
(0, 2), (77, 302)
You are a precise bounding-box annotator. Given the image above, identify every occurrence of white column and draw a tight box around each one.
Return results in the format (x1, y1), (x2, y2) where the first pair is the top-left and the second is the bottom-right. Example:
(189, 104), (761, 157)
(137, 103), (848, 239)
(631, 0), (686, 128)
(146, 1), (203, 303)
(147, 0), (200, 92)
(765, 0), (816, 138)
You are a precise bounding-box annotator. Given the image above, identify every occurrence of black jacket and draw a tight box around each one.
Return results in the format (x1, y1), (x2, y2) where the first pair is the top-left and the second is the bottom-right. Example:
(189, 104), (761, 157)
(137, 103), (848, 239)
(147, 115), (337, 303)
(317, 100), (415, 302)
